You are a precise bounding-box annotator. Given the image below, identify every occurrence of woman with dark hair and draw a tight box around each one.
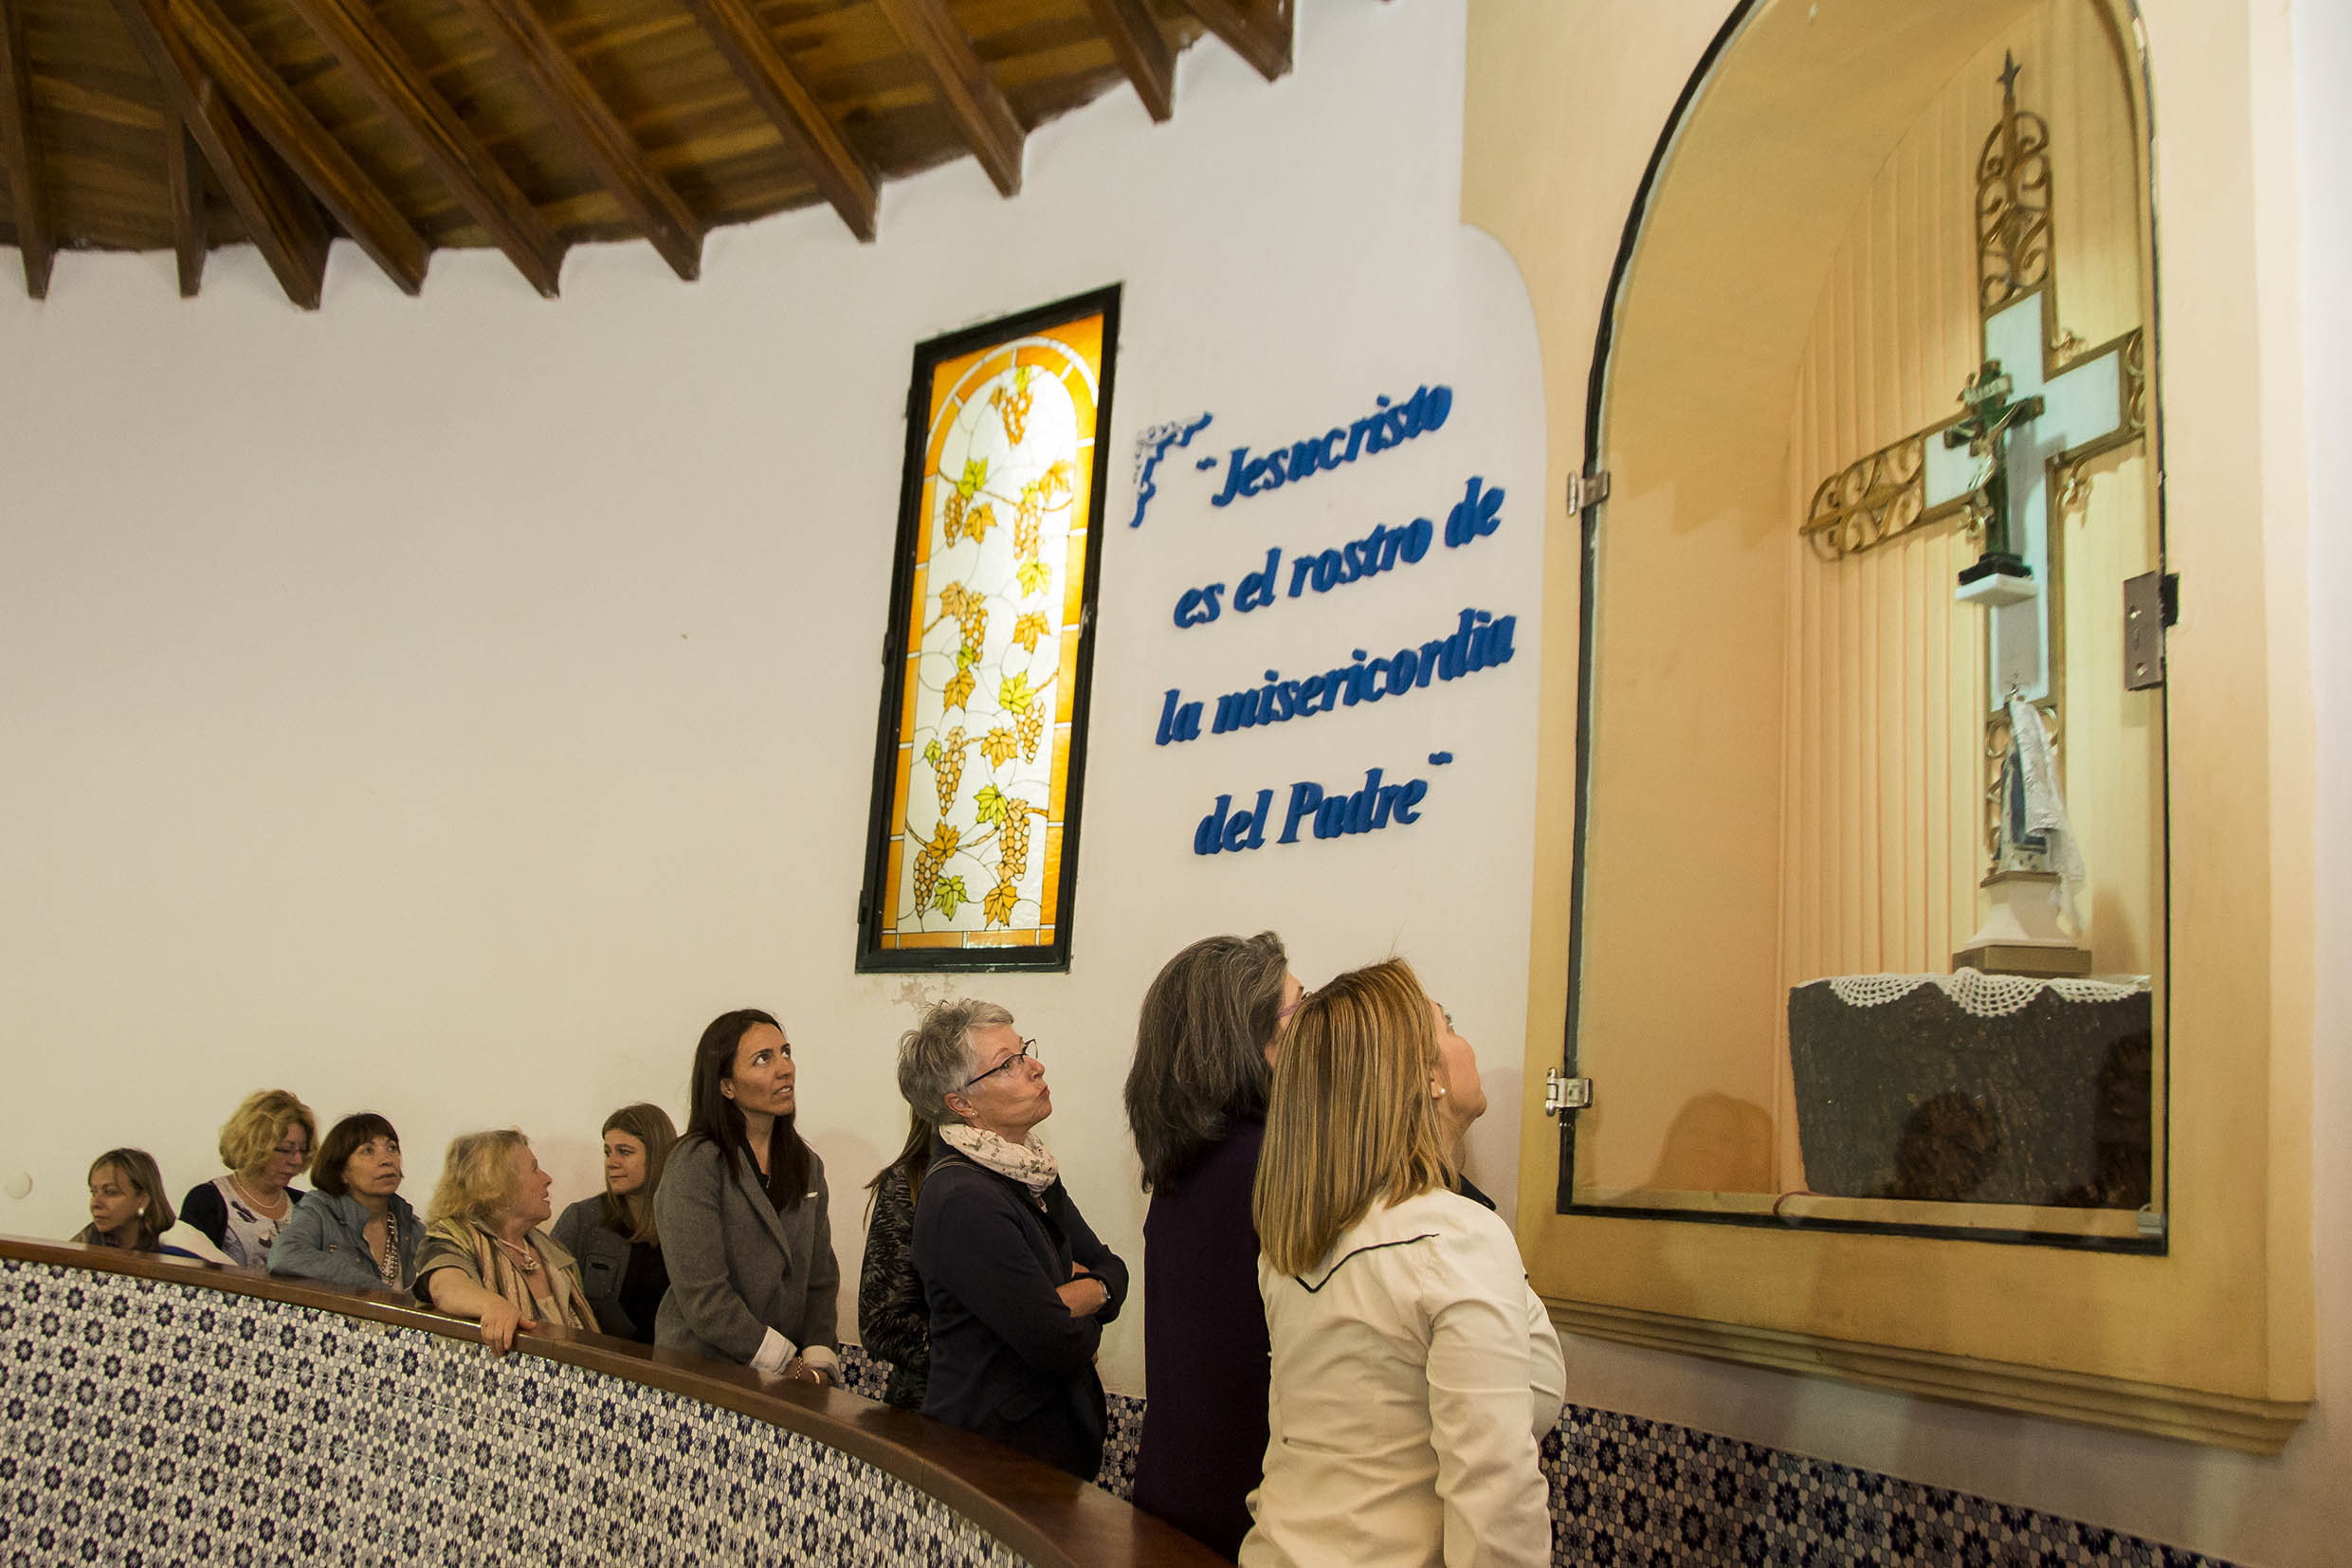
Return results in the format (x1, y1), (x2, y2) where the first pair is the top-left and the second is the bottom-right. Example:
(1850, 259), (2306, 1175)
(552, 1102), (678, 1342)
(180, 1088), (317, 1273)
(269, 1112), (424, 1294)
(858, 1112), (934, 1407)
(76, 1149), (226, 1263)
(1123, 931), (1300, 1558)
(652, 1009), (840, 1383)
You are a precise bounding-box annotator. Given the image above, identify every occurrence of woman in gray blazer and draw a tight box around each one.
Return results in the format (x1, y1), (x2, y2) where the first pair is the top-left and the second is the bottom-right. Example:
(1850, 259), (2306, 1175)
(652, 1008), (841, 1383)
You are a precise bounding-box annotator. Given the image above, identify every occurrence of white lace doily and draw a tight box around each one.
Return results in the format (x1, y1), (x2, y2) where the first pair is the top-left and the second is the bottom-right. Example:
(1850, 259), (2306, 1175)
(1822, 968), (2150, 1018)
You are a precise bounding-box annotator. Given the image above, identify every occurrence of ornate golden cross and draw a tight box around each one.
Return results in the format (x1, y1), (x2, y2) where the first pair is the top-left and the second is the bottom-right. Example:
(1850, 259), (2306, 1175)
(1798, 54), (2148, 842)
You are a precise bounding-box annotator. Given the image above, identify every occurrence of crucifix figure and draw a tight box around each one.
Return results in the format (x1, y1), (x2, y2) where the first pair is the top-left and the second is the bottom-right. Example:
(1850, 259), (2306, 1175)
(1806, 53), (2144, 719)
(1944, 356), (2044, 604)
(1917, 55), (2140, 717)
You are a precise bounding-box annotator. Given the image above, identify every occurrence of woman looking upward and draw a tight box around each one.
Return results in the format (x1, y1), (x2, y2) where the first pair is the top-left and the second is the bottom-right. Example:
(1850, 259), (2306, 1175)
(654, 1010), (840, 1383)
(415, 1130), (594, 1353)
(1125, 931), (1300, 1559)
(553, 1103), (678, 1343)
(1432, 1002), (1497, 1211)
(902, 999), (1127, 1481)
(180, 1089), (317, 1273)
(1241, 958), (1563, 1568)
(269, 1113), (422, 1295)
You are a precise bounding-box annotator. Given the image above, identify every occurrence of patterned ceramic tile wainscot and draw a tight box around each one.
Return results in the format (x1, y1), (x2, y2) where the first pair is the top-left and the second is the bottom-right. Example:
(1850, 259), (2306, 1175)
(1539, 1404), (2243, 1568)
(0, 1259), (1025, 1568)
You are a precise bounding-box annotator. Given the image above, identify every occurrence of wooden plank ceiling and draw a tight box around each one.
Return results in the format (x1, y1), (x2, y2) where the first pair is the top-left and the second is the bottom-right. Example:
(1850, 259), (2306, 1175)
(0, 0), (1298, 303)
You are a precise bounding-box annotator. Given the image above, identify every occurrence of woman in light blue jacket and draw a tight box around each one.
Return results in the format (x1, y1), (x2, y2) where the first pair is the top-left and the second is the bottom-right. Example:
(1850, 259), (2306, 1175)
(270, 1112), (424, 1294)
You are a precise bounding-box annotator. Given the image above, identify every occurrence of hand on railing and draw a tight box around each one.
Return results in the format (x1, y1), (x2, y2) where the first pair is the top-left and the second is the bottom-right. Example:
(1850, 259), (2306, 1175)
(423, 1267), (538, 1355)
(781, 1356), (834, 1387)
(475, 1297), (539, 1354)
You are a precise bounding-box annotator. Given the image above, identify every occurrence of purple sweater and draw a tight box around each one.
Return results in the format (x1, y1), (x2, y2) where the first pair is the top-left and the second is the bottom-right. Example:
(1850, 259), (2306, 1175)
(1132, 1110), (1269, 1560)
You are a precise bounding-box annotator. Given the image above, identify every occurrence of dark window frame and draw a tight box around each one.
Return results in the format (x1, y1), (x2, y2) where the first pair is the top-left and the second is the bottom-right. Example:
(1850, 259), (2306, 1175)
(855, 284), (1122, 973)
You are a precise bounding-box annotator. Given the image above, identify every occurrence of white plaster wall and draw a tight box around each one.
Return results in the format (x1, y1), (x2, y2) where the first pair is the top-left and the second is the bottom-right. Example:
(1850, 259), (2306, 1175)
(0, 0), (1544, 1401)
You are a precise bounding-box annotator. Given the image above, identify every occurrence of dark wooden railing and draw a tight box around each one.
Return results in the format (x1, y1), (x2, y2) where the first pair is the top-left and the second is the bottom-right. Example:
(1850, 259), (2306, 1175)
(0, 1235), (1224, 1568)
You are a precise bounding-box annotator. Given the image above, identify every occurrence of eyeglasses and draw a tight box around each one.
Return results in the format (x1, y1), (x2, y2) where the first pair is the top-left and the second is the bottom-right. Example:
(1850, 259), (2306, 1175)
(964, 1038), (1039, 1087)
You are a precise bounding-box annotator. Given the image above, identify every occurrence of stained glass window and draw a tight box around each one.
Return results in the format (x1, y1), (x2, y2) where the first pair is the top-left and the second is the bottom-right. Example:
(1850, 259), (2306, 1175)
(857, 288), (1119, 971)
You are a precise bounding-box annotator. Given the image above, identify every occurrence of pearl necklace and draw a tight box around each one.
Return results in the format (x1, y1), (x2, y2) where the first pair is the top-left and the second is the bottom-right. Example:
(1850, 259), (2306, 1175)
(228, 1174), (289, 1219)
(491, 1233), (541, 1273)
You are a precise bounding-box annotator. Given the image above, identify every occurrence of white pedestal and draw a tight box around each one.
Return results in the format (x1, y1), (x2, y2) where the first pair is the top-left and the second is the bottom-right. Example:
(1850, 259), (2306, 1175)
(1953, 868), (2091, 977)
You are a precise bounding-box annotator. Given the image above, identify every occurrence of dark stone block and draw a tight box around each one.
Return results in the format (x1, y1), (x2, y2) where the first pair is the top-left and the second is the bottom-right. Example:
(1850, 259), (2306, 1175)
(1787, 979), (2153, 1207)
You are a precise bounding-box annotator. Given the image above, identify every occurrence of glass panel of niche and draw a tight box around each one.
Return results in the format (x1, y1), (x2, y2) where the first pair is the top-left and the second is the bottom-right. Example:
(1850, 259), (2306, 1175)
(1565, 0), (2163, 1245)
(857, 288), (1120, 972)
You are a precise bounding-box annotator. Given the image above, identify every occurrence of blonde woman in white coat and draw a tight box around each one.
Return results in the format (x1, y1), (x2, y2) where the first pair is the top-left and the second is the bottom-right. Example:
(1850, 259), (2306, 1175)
(1242, 958), (1563, 1568)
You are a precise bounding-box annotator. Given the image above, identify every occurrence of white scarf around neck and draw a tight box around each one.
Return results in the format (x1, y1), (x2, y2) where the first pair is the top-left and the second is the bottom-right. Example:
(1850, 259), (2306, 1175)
(939, 1123), (1059, 1195)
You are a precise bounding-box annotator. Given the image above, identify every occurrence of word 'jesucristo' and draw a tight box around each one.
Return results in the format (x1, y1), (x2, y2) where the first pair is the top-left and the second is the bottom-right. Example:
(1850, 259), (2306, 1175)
(1154, 608), (1517, 746)
(1173, 476), (1505, 628)
(1193, 758), (1449, 856)
(1206, 385), (1453, 508)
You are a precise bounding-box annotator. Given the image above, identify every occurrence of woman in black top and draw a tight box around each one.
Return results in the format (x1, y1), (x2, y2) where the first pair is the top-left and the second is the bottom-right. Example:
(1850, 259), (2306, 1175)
(179, 1089), (317, 1274)
(1124, 932), (1298, 1558)
(858, 1113), (933, 1407)
(899, 998), (1127, 1481)
(551, 1102), (677, 1343)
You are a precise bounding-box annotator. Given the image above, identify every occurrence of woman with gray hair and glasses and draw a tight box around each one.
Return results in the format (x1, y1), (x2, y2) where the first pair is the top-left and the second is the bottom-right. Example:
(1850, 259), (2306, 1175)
(901, 998), (1128, 1480)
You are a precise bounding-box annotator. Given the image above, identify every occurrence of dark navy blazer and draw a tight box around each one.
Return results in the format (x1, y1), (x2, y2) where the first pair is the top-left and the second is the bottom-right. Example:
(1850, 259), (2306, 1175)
(911, 1144), (1128, 1480)
(1131, 1111), (1270, 1560)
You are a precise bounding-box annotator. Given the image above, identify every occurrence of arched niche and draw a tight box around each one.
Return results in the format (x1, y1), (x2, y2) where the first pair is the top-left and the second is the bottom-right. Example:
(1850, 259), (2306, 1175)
(1570, 0), (2162, 1242)
(1466, 0), (2311, 1449)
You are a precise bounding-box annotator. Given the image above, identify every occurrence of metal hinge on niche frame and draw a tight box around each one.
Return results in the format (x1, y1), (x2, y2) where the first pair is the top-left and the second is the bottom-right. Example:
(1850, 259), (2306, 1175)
(1566, 470), (1611, 515)
(1543, 1068), (1593, 1115)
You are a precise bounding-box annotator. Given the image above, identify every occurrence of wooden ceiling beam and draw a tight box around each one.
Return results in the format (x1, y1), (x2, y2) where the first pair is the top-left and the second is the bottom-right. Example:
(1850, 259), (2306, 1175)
(106, 0), (329, 308)
(163, 117), (204, 296)
(680, 0), (877, 241)
(1172, 0), (1289, 82)
(166, 0), (428, 295)
(452, 0), (702, 281)
(281, 0), (563, 296)
(1083, 0), (1173, 123)
(873, 0), (1022, 197)
(0, 0), (55, 296)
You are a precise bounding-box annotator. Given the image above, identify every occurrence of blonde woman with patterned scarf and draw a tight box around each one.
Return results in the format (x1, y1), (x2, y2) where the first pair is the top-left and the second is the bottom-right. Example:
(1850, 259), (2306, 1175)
(415, 1129), (594, 1352)
(899, 998), (1128, 1481)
